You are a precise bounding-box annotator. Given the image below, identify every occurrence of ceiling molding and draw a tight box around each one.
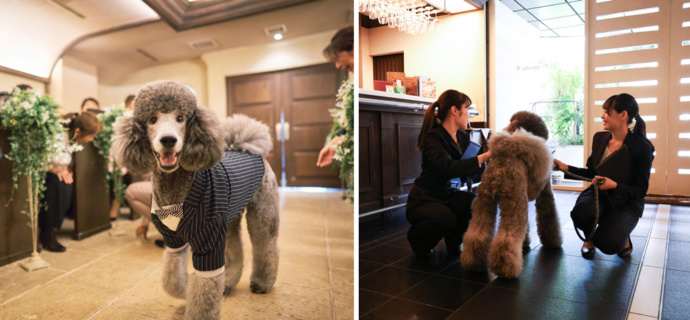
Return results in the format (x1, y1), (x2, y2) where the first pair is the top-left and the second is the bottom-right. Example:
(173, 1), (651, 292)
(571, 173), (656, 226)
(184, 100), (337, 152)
(143, 0), (316, 31)
(0, 65), (49, 84)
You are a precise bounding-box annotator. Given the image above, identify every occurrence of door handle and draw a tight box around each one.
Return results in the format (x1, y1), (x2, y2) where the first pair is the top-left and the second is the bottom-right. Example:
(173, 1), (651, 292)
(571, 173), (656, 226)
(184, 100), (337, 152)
(284, 122), (290, 141)
(275, 123), (281, 141)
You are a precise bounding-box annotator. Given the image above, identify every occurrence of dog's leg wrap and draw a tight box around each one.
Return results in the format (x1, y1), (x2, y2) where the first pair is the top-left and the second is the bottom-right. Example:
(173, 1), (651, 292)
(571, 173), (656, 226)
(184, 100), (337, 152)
(490, 194), (529, 278)
(224, 213), (244, 295)
(185, 271), (224, 320)
(246, 163), (280, 293)
(535, 181), (562, 248)
(461, 192), (497, 271)
(162, 244), (189, 299)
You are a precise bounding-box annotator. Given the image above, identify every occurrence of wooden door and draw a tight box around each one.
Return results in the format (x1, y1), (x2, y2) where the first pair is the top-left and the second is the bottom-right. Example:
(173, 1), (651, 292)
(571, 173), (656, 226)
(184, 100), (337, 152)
(226, 72), (282, 184)
(282, 64), (343, 187)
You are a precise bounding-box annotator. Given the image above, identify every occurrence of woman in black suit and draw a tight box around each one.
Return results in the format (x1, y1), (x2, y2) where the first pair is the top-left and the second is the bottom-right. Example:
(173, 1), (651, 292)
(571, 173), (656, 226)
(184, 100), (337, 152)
(554, 93), (654, 259)
(406, 90), (492, 257)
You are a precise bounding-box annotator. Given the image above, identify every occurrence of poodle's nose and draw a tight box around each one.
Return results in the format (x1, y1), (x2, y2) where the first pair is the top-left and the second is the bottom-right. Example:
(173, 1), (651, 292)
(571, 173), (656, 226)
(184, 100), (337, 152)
(160, 136), (177, 149)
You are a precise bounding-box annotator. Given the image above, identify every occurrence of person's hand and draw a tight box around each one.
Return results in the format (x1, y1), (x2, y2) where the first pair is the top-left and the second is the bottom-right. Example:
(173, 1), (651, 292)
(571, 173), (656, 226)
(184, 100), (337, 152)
(553, 159), (568, 172)
(57, 170), (74, 184)
(316, 136), (342, 167)
(477, 150), (492, 164)
(594, 175), (617, 190)
(317, 145), (335, 167)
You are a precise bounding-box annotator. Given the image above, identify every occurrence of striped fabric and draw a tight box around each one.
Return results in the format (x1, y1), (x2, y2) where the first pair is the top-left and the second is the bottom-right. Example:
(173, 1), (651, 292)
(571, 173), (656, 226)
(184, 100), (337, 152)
(151, 150), (265, 272)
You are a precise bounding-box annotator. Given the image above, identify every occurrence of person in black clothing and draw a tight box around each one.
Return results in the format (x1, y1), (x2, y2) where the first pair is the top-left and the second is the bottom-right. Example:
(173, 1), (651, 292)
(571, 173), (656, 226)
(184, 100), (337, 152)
(554, 93), (654, 259)
(406, 90), (492, 257)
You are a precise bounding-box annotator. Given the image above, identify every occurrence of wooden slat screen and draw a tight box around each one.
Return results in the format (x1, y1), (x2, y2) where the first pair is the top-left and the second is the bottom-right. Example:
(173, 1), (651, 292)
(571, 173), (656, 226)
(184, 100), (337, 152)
(588, 0), (690, 196)
(373, 53), (404, 81)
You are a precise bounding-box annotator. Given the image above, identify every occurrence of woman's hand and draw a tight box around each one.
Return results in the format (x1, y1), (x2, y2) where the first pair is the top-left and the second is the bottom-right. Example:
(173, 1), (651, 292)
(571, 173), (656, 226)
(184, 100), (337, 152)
(553, 159), (568, 172)
(477, 150), (492, 164)
(56, 170), (74, 184)
(594, 175), (617, 190)
(316, 136), (341, 167)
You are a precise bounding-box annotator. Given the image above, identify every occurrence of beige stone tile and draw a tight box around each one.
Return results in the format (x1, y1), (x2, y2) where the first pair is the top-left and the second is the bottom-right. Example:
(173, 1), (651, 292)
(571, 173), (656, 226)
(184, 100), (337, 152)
(328, 248), (354, 270)
(276, 261), (330, 289)
(109, 241), (166, 265)
(220, 304), (298, 319)
(650, 219), (669, 240)
(69, 230), (140, 254)
(223, 282), (332, 320)
(642, 238), (667, 268)
(330, 267), (354, 294)
(114, 269), (187, 319)
(61, 249), (158, 294)
(627, 312), (657, 320)
(0, 280), (111, 320)
(333, 291), (354, 320)
(39, 248), (102, 272)
(90, 305), (161, 320)
(0, 263), (64, 304)
(630, 266), (663, 316)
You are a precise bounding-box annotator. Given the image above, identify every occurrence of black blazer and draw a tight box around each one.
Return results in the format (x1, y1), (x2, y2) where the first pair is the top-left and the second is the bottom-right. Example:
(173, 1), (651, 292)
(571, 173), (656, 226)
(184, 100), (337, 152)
(410, 126), (482, 201)
(568, 130), (654, 216)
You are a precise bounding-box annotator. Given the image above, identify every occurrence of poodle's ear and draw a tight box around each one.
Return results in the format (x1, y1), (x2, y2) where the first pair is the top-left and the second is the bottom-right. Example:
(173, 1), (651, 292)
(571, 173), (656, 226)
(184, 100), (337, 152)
(179, 106), (225, 171)
(111, 115), (156, 174)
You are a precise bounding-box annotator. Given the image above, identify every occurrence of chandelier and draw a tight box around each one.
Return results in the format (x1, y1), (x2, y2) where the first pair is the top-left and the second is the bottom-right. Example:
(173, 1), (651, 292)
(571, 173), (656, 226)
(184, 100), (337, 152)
(359, 0), (442, 35)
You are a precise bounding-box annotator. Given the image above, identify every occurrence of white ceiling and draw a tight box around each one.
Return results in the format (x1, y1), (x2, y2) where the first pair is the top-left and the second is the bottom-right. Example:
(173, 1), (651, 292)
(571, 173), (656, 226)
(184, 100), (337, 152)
(66, 0), (351, 84)
(0, 0), (159, 78)
(499, 0), (585, 37)
(0, 0), (352, 83)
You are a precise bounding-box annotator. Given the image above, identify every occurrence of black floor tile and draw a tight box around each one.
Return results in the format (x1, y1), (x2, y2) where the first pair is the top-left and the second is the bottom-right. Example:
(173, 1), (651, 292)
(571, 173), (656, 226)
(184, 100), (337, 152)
(398, 275), (486, 310)
(383, 235), (409, 248)
(489, 247), (636, 319)
(631, 217), (652, 237)
(359, 266), (430, 296)
(662, 269), (690, 320)
(359, 260), (386, 278)
(669, 221), (690, 243)
(392, 250), (460, 274)
(558, 229), (646, 264)
(446, 285), (592, 320)
(436, 261), (496, 285)
(666, 240), (690, 272)
(670, 205), (690, 224)
(360, 244), (413, 265)
(360, 297), (451, 320)
(359, 289), (392, 317)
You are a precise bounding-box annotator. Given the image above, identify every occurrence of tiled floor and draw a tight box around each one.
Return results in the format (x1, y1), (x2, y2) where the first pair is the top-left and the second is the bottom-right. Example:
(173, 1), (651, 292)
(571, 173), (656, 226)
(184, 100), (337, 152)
(359, 190), (687, 320)
(0, 190), (354, 320)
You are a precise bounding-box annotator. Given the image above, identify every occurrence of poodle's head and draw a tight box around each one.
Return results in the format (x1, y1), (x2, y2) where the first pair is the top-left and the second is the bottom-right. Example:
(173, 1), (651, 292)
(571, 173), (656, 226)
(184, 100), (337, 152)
(503, 111), (549, 140)
(111, 80), (224, 174)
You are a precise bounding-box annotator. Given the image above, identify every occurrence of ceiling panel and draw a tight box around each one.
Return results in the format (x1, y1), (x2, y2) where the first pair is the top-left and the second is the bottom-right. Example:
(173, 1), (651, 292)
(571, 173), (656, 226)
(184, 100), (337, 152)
(502, 0), (584, 38)
(529, 3), (577, 20)
(513, 0), (569, 9)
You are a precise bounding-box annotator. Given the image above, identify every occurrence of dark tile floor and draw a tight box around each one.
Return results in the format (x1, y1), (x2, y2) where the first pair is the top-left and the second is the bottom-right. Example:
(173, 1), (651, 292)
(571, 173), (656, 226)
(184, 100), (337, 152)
(663, 205), (690, 320)
(359, 190), (655, 320)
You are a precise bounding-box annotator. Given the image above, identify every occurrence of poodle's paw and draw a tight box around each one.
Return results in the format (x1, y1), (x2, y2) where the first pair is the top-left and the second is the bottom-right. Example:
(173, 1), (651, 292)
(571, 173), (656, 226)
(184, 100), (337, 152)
(250, 281), (273, 294)
(460, 249), (489, 271)
(539, 234), (563, 248)
(491, 256), (523, 279)
(522, 234), (531, 252)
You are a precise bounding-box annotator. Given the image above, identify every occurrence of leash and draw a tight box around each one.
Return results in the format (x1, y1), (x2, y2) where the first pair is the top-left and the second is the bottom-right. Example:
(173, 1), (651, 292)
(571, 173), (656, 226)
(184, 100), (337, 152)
(562, 171), (605, 242)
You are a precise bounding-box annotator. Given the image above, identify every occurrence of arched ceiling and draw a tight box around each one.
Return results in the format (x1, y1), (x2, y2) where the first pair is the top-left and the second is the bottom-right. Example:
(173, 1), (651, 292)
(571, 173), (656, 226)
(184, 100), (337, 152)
(0, 0), (352, 83)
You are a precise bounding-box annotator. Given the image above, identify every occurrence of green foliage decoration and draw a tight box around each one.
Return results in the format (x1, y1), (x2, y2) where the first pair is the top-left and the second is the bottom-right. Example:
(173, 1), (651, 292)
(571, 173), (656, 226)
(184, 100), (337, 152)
(92, 105), (127, 203)
(328, 77), (354, 201)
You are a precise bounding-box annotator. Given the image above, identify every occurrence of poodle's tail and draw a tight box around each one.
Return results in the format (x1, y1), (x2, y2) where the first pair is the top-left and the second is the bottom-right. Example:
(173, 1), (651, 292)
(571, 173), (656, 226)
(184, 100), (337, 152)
(223, 114), (272, 157)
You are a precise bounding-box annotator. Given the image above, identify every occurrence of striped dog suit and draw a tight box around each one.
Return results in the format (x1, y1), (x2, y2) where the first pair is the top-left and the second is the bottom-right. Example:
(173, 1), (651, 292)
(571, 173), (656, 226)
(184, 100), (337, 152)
(151, 150), (265, 277)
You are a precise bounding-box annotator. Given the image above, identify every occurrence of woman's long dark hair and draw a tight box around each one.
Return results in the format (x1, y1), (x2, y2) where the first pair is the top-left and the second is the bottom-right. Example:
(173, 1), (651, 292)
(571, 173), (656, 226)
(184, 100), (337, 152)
(62, 112), (101, 139)
(602, 93), (646, 138)
(416, 90), (472, 149)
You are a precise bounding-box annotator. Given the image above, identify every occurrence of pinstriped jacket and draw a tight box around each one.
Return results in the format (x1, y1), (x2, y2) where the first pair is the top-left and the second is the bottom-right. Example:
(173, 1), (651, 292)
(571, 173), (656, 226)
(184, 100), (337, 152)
(151, 150), (265, 273)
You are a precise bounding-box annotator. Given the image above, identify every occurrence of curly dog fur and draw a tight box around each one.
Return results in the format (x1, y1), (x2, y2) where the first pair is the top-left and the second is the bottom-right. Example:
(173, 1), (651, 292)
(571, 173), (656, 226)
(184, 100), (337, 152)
(112, 80), (279, 319)
(461, 111), (561, 278)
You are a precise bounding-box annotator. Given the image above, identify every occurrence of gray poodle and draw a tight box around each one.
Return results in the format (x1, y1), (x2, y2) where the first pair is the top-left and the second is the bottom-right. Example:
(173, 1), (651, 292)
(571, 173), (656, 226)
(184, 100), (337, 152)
(461, 111), (561, 278)
(111, 80), (279, 319)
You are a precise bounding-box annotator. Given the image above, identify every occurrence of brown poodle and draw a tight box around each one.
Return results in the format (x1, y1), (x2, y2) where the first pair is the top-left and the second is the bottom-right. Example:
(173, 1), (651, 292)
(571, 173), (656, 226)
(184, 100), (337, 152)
(461, 111), (562, 278)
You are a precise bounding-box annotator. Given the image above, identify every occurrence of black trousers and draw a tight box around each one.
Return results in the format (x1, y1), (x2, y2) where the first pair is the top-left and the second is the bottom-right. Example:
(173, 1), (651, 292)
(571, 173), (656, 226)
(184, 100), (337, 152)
(38, 172), (73, 231)
(406, 190), (475, 253)
(571, 187), (639, 254)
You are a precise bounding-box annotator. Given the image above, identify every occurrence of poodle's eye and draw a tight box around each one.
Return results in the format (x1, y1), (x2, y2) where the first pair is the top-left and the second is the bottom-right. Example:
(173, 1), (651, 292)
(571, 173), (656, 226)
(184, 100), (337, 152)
(176, 115), (184, 123)
(149, 117), (157, 125)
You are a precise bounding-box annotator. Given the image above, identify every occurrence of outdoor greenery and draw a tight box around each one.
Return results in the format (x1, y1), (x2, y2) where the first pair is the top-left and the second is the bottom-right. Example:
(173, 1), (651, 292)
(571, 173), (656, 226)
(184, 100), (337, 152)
(546, 62), (584, 146)
(93, 105), (127, 203)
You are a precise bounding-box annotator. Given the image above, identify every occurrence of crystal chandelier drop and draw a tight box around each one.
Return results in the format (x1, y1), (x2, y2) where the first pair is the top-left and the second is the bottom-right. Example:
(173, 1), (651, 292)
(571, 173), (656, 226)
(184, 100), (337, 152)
(359, 0), (442, 35)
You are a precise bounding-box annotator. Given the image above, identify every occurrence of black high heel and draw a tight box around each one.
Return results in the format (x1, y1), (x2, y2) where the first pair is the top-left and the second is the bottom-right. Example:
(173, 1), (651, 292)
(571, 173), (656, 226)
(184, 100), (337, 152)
(618, 236), (633, 257)
(581, 242), (595, 259)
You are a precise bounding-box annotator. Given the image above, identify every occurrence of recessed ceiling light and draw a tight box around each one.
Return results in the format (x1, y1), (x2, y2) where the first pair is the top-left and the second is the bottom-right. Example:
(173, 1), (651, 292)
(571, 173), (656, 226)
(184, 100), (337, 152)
(273, 33), (283, 40)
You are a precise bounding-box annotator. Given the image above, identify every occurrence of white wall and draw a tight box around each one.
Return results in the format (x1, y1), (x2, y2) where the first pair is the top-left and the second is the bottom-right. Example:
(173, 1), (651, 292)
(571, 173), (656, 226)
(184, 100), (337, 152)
(361, 11), (486, 121)
(49, 56), (99, 113)
(99, 59), (207, 109)
(0, 71), (45, 94)
(201, 30), (337, 118)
